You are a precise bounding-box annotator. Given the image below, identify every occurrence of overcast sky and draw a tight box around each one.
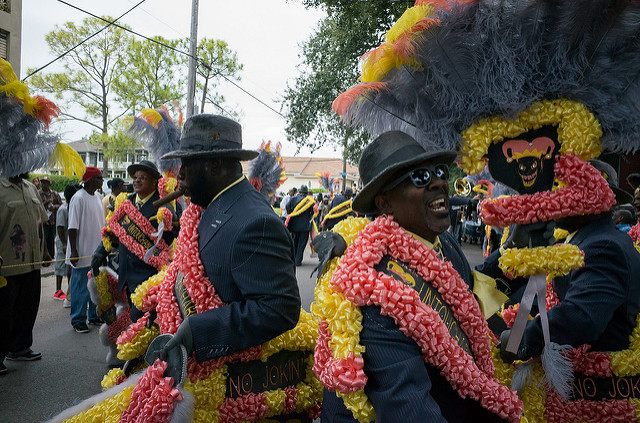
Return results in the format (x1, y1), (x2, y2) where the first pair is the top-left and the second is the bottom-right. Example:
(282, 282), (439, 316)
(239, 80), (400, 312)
(21, 0), (345, 158)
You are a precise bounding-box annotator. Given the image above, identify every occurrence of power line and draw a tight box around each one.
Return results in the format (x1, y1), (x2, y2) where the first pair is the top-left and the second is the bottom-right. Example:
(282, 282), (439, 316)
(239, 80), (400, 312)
(22, 0), (147, 81)
(56, 0), (197, 63)
(52, 0), (286, 119)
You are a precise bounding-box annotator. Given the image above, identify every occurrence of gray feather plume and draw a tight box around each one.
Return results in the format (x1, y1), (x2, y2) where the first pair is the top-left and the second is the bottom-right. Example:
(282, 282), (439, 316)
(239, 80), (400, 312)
(127, 110), (181, 176)
(0, 97), (57, 178)
(338, 0), (640, 158)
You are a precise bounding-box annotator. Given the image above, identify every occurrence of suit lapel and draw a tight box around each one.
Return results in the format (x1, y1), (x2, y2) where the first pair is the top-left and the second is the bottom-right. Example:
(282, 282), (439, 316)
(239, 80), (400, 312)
(199, 178), (252, 251)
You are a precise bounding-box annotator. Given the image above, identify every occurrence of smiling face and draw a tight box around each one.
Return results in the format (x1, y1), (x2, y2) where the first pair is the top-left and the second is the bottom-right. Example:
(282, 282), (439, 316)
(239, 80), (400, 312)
(374, 159), (451, 243)
(132, 170), (157, 198)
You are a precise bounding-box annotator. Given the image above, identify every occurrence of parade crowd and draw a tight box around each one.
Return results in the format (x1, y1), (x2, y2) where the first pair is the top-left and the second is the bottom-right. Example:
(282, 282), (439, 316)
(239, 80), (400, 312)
(3, 1), (640, 422)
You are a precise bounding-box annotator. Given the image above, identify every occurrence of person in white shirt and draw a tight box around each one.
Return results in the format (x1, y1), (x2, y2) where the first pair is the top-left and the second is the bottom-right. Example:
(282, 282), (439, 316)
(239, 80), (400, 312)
(67, 167), (105, 333)
(280, 187), (297, 220)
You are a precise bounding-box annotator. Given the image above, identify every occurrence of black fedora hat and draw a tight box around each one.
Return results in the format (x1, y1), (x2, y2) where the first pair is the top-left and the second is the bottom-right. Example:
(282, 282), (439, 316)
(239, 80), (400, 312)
(128, 160), (162, 180)
(589, 159), (633, 205)
(353, 131), (456, 214)
(161, 114), (258, 161)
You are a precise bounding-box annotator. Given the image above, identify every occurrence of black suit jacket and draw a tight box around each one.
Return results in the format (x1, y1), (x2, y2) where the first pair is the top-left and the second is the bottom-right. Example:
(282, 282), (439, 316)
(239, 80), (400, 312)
(518, 216), (640, 358)
(117, 191), (176, 293)
(286, 194), (313, 232)
(190, 177), (301, 362)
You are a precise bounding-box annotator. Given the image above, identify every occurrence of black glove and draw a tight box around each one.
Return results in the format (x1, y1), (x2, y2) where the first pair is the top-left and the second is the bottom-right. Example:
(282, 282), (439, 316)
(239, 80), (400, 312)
(499, 329), (518, 363)
(91, 243), (109, 278)
(311, 231), (347, 279)
(162, 317), (194, 357)
(504, 221), (555, 249)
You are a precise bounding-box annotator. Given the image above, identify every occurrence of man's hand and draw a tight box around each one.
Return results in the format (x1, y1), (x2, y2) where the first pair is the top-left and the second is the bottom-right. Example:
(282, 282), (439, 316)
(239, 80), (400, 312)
(504, 222), (555, 249)
(42, 248), (51, 267)
(70, 248), (79, 267)
(162, 317), (194, 358)
(499, 329), (518, 363)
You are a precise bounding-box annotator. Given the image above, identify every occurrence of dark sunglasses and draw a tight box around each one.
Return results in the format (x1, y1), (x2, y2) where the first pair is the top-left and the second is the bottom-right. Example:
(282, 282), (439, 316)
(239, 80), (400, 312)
(382, 164), (450, 193)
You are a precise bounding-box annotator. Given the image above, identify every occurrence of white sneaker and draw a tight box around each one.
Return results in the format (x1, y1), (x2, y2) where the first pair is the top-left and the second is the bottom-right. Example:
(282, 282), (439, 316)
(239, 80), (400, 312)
(63, 298), (71, 308)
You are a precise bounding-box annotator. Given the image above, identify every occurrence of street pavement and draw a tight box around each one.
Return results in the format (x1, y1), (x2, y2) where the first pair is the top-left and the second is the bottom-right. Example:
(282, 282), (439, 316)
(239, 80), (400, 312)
(0, 241), (483, 423)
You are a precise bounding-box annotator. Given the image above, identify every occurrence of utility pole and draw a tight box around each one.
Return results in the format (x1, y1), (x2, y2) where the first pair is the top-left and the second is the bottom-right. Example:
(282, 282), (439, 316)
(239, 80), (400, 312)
(342, 133), (348, 192)
(186, 0), (199, 119)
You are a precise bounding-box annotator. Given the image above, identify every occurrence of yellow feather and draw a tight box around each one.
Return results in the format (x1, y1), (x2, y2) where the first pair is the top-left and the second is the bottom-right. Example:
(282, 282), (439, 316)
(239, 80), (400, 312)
(386, 4), (434, 43)
(48, 141), (86, 178)
(360, 5), (432, 83)
(140, 108), (163, 129)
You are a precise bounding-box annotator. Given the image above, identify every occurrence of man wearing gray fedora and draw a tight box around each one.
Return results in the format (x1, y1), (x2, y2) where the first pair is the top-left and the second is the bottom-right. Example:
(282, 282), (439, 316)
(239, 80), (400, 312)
(161, 114), (301, 364)
(319, 131), (512, 422)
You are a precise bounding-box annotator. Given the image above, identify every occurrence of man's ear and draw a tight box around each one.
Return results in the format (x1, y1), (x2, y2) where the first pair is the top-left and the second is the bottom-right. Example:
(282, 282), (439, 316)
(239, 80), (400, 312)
(374, 194), (393, 215)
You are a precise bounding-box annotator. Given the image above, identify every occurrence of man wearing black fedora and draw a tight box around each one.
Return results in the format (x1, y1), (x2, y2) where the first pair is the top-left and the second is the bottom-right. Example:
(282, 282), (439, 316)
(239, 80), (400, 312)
(160, 114), (301, 366)
(320, 131), (510, 422)
(93, 160), (178, 323)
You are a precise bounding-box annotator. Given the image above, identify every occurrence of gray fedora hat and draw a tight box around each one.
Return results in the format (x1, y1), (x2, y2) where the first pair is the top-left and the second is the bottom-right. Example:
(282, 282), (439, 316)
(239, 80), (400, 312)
(589, 159), (633, 204)
(161, 114), (258, 161)
(128, 160), (162, 180)
(353, 131), (456, 215)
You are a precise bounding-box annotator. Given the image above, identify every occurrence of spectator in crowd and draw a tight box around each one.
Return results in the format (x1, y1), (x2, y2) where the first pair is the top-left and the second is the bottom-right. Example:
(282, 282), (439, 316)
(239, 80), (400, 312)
(31, 176), (41, 190)
(280, 187), (296, 220)
(0, 173), (50, 375)
(613, 206), (635, 232)
(102, 178), (125, 217)
(54, 183), (79, 307)
(39, 177), (62, 283)
(67, 167), (104, 333)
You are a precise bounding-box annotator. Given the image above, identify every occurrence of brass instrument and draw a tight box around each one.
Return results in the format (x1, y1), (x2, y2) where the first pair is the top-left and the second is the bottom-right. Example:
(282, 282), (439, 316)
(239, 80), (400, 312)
(454, 178), (471, 196)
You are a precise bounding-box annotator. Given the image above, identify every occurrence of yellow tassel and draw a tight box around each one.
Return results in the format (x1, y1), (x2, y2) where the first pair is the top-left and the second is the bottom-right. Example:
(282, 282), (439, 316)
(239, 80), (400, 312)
(48, 141), (86, 178)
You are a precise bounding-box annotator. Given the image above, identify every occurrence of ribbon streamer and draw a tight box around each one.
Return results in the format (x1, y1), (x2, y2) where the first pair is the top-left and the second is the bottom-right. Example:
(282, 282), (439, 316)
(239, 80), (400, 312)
(506, 274), (548, 354)
(144, 221), (165, 264)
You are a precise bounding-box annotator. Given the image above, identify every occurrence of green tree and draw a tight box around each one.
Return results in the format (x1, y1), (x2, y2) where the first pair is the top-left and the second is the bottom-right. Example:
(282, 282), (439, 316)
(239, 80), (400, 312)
(88, 117), (139, 168)
(28, 17), (134, 174)
(282, 1), (408, 164)
(115, 36), (185, 114)
(191, 38), (243, 118)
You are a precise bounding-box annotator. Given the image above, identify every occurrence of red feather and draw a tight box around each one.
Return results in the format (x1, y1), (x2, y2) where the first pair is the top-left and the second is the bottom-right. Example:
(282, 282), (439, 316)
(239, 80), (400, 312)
(411, 17), (441, 33)
(33, 96), (60, 129)
(332, 82), (388, 117)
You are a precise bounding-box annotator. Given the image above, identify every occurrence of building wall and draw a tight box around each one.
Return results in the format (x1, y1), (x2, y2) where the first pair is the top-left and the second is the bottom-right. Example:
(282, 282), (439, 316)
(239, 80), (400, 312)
(0, 0), (21, 76)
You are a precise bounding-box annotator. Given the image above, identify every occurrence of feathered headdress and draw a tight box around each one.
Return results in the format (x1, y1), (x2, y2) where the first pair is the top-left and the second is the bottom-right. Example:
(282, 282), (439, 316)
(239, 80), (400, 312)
(0, 58), (65, 178)
(128, 107), (181, 177)
(315, 171), (336, 193)
(334, 0), (640, 169)
(248, 141), (287, 199)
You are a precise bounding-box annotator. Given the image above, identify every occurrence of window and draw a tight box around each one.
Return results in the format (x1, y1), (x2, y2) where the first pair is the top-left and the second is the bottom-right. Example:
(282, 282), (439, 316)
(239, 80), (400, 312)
(0, 1), (10, 13)
(0, 31), (7, 60)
